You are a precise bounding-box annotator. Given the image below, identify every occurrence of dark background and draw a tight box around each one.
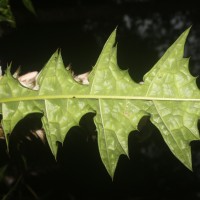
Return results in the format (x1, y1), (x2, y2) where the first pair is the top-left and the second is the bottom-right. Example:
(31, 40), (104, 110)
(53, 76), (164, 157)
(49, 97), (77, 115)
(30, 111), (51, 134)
(0, 0), (200, 199)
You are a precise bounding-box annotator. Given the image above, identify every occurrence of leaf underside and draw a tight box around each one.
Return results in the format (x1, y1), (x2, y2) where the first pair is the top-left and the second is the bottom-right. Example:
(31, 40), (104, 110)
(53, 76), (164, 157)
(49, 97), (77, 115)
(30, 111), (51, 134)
(0, 27), (200, 178)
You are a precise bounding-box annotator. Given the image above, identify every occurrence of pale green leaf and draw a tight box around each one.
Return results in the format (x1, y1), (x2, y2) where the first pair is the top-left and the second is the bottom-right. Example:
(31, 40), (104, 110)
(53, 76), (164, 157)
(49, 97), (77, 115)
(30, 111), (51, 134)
(142, 28), (200, 170)
(0, 27), (199, 178)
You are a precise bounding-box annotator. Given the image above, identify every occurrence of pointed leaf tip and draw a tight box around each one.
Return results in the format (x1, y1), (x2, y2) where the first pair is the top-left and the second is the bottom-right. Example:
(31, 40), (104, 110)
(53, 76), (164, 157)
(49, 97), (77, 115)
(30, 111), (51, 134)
(57, 48), (62, 55)
(104, 28), (117, 48)
(183, 26), (191, 37)
(5, 66), (12, 77)
(177, 26), (191, 45)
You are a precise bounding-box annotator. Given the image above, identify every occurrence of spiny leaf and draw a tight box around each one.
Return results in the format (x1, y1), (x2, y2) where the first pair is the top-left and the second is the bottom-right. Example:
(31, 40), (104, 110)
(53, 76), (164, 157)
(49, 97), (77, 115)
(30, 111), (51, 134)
(142, 28), (200, 170)
(36, 51), (91, 155)
(0, 27), (200, 178)
(88, 29), (149, 177)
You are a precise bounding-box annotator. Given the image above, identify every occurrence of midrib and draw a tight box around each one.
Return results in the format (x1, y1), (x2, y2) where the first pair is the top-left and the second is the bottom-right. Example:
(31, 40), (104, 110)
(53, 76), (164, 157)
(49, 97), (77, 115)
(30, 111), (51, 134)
(1, 95), (200, 103)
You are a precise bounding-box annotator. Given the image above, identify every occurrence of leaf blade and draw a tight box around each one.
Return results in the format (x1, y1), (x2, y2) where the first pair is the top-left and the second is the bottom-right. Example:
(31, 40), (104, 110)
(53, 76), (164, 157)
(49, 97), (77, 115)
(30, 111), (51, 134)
(0, 27), (199, 178)
(141, 27), (200, 170)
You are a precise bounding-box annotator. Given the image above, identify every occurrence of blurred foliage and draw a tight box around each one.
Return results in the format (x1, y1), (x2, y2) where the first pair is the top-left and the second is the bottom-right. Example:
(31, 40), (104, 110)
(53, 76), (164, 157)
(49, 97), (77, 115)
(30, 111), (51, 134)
(21, 0), (36, 16)
(0, 0), (15, 27)
(0, 0), (35, 27)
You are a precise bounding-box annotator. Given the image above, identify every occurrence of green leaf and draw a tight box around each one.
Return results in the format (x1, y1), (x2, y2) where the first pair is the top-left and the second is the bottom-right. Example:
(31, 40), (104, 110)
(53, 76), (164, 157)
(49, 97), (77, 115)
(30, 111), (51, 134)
(0, 0), (15, 27)
(36, 51), (91, 156)
(88, 29), (149, 177)
(0, 27), (199, 178)
(22, 0), (36, 16)
(142, 27), (200, 170)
